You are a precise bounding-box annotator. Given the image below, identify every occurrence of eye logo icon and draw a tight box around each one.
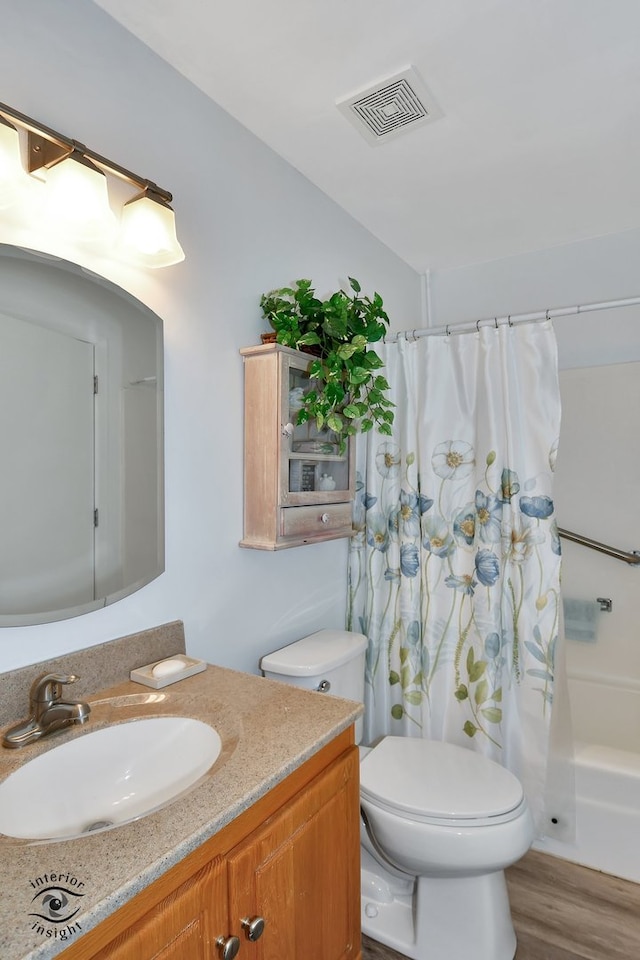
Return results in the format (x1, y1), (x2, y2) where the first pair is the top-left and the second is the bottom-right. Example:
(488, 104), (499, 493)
(28, 872), (86, 942)
(30, 886), (84, 924)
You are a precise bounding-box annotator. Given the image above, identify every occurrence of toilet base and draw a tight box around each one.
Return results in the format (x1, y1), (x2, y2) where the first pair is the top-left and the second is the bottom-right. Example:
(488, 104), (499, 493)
(361, 854), (517, 960)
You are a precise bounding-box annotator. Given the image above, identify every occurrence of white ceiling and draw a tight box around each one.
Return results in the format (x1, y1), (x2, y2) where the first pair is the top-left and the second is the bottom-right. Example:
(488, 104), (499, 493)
(93, 0), (640, 272)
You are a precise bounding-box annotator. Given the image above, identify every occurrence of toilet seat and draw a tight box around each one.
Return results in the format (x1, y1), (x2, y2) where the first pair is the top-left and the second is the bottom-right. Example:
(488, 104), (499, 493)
(360, 737), (525, 826)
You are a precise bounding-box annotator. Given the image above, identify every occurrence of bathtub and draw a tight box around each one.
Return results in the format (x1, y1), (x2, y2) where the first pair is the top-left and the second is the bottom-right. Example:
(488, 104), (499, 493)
(534, 674), (640, 883)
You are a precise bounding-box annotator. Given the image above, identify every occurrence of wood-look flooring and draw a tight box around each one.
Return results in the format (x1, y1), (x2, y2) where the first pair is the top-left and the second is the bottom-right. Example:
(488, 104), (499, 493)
(361, 850), (640, 960)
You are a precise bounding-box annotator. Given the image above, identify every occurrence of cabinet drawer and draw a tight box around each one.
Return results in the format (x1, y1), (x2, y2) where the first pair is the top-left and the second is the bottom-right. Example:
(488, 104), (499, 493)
(281, 502), (352, 539)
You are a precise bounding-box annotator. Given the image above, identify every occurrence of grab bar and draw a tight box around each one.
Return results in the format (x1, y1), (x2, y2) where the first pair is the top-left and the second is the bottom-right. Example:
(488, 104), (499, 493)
(558, 527), (640, 566)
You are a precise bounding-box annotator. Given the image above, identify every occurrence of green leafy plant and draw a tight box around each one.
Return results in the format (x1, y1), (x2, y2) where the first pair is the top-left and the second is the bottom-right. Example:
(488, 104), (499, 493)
(260, 277), (394, 452)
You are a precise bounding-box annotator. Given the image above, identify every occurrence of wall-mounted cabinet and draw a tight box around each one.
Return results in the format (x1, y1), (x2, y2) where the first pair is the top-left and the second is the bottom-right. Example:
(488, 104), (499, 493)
(240, 344), (355, 550)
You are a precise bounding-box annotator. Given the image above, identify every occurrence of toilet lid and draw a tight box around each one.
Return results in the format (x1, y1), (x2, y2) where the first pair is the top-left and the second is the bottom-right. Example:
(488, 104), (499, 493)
(260, 630), (367, 676)
(360, 737), (524, 821)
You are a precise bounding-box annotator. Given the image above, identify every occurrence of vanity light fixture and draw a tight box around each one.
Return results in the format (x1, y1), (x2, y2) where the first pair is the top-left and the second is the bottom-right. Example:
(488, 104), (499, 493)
(0, 101), (185, 267)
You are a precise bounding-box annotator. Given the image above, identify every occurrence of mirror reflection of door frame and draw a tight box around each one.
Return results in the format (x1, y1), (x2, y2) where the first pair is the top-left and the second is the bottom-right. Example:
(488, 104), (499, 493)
(0, 313), (96, 614)
(93, 334), (124, 602)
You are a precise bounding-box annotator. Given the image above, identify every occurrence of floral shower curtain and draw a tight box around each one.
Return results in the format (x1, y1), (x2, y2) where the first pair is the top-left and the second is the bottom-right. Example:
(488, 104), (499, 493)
(347, 320), (562, 828)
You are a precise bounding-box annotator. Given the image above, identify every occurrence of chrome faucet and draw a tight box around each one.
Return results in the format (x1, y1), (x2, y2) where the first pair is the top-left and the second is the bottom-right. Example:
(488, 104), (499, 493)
(2, 673), (91, 749)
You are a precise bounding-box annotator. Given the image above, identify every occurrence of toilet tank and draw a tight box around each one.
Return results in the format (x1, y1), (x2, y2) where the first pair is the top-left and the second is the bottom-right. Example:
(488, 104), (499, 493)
(260, 629), (368, 743)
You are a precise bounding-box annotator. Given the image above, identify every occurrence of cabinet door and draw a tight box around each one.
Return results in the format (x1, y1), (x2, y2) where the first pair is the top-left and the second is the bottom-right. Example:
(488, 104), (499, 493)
(227, 747), (360, 960)
(280, 350), (354, 507)
(87, 859), (227, 960)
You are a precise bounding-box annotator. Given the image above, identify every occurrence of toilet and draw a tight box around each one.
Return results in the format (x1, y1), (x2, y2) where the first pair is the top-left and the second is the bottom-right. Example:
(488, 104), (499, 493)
(261, 629), (534, 960)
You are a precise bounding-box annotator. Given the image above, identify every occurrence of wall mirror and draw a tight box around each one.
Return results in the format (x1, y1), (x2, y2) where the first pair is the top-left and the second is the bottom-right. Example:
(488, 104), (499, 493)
(0, 244), (164, 625)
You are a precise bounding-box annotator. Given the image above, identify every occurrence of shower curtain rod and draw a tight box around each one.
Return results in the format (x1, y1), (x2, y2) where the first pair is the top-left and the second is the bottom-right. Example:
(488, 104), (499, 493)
(385, 294), (640, 342)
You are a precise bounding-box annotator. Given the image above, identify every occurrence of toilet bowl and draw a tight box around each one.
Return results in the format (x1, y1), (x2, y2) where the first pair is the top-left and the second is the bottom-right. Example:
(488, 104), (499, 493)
(261, 630), (534, 960)
(359, 736), (534, 960)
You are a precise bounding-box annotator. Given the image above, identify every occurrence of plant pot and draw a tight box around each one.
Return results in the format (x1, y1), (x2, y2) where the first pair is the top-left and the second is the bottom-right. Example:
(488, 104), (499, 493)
(260, 331), (322, 357)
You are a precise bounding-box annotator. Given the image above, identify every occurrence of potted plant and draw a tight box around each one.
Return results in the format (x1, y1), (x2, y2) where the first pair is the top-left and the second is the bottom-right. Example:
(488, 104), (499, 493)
(259, 277), (394, 452)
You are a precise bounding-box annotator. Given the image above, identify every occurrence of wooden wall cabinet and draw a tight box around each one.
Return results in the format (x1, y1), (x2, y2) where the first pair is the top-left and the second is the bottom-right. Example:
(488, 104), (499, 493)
(240, 343), (355, 549)
(59, 732), (361, 960)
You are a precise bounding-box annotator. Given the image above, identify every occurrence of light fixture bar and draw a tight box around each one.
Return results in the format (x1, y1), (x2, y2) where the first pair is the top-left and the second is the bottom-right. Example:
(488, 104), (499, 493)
(0, 100), (173, 203)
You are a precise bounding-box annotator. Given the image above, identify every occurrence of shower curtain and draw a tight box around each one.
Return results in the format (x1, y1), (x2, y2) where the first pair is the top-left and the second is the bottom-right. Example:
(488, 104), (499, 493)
(347, 320), (563, 829)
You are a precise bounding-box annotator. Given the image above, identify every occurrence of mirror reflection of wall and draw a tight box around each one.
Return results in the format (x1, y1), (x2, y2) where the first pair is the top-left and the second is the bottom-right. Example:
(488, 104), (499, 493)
(0, 245), (164, 626)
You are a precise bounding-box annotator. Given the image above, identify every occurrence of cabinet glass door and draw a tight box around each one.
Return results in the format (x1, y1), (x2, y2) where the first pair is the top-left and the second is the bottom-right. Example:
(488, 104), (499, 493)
(281, 354), (352, 505)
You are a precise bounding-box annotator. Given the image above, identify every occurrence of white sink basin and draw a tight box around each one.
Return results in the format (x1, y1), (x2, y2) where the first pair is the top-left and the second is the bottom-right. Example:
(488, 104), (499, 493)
(0, 716), (222, 841)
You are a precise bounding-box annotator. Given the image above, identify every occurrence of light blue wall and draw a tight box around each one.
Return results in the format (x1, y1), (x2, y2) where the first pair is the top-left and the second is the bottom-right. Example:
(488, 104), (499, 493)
(0, 0), (421, 672)
(428, 228), (640, 368)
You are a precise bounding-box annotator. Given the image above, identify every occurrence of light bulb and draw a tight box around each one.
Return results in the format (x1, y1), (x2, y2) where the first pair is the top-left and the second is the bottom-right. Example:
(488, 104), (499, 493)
(43, 152), (117, 243)
(119, 192), (185, 268)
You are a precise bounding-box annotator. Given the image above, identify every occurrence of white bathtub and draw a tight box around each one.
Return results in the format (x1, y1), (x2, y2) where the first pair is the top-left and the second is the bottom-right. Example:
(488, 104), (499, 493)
(534, 675), (640, 883)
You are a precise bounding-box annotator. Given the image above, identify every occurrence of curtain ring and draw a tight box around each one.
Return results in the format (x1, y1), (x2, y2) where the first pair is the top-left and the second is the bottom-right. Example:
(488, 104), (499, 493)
(494, 317), (498, 329)
(476, 318), (481, 332)
(446, 324), (451, 336)
(545, 309), (550, 321)
(508, 314), (513, 327)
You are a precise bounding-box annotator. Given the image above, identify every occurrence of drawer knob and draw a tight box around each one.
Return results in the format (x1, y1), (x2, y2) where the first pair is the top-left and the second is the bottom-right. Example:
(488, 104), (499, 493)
(216, 935), (240, 959)
(241, 915), (266, 941)
(321, 513), (330, 524)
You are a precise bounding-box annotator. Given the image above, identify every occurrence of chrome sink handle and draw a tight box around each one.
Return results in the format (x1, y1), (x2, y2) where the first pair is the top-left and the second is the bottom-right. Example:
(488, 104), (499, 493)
(30, 673), (79, 711)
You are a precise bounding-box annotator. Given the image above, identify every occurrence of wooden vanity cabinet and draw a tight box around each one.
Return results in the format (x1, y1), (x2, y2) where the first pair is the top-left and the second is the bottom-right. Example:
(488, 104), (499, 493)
(227, 740), (358, 960)
(240, 343), (355, 550)
(59, 731), (361, 960)
(81, 860), (226, 960)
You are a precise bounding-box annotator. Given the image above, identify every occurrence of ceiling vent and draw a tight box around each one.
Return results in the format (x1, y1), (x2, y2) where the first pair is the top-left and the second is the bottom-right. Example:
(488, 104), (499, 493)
(337, 66), (442, 145)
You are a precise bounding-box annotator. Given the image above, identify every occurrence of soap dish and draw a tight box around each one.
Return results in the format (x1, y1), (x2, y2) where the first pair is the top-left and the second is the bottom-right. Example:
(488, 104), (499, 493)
(130, 654), (206, 689)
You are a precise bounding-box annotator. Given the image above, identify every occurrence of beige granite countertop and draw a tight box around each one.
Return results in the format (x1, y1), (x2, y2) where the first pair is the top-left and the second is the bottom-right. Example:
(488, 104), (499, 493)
(0, 664), (361, 960)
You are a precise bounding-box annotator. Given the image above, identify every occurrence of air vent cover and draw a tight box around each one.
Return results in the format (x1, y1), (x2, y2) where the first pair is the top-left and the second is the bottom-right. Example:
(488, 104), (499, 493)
(337, 67), (442, 145)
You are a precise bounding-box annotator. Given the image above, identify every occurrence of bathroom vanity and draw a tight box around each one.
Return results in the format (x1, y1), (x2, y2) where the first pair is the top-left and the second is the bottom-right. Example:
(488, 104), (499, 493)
(0, 648), (361, 960)
(59, 732), (358, 960)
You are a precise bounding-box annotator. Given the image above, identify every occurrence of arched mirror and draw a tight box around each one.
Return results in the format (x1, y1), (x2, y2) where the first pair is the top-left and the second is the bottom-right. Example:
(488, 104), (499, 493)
(0, 245), (164, 625)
